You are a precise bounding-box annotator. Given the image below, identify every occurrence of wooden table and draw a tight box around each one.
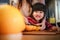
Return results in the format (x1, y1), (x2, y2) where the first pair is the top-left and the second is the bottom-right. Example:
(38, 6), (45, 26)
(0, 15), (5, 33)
(22, 31), (60, 40)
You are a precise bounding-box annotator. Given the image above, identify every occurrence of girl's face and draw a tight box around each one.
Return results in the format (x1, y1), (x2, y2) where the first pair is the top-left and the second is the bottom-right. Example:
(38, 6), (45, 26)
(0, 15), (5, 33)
(22, 1), (31, 17)
(33, 11), (44, 21)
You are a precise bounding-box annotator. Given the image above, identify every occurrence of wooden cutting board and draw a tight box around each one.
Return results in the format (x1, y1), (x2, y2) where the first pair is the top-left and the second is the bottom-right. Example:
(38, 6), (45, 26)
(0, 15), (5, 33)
(23, 31), (57, 35)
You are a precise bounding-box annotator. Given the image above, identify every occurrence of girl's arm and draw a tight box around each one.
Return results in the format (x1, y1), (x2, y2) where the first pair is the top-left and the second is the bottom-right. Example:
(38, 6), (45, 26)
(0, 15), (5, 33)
(45, 21), (53, 29)
(45, 21), (58, 31)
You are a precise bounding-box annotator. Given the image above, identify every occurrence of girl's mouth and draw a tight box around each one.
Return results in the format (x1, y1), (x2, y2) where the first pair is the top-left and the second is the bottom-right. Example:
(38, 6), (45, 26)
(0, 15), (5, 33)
(36, 15), (41, 18)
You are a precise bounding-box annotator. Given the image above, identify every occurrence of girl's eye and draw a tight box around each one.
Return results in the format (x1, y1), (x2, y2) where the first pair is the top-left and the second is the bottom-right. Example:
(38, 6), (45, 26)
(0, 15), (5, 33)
(35, 11), (38, 13)
(40, 11), (43, 13)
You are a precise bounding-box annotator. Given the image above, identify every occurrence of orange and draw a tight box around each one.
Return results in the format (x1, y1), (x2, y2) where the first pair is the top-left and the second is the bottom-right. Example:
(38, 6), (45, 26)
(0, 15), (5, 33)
(35, 27), (41, 31)
(0, 4), (25, 34)
(25, 25), (33, 31)
(25, 25), (37, 31)
(25, 25), (41, 31)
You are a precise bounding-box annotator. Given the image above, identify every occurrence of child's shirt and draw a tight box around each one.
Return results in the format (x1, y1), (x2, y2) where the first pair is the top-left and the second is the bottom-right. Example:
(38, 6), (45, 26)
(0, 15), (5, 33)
(27, 17), (53, 30)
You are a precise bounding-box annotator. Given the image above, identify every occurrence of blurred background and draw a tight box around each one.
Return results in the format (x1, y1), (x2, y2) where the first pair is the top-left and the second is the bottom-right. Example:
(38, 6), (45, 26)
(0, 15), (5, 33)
(0, 0), (60, 40)
(0, 0), (60, 27)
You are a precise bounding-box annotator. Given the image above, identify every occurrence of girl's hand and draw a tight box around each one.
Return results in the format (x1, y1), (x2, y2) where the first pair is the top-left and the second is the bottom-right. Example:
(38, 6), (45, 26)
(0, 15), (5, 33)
(35, 23), (42, 26)
(49, 26), (58, 31)
(52, 26), (58, 30)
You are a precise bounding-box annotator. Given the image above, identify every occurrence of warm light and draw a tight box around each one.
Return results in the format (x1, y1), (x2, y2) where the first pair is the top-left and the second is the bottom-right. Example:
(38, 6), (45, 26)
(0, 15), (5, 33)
(0, 4), (25, 34)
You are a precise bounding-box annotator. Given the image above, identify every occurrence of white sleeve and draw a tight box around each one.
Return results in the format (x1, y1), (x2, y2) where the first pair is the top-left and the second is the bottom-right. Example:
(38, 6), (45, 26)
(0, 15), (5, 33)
(40, 18), (46, 30)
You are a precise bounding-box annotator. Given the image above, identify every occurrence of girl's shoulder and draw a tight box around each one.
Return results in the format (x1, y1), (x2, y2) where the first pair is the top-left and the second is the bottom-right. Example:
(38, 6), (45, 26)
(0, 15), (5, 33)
(27, 17), (38, 24)
(27, 17), (32, 20)
(27, 17), (35, 21)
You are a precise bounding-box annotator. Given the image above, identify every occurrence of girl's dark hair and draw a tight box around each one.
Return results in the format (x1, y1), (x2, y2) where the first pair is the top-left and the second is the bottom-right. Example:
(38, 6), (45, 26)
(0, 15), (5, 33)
(30, 3), (47, 23)
(18, 0), (22, 9)
(26, 0), (33, 7)
(18, 0), (33, 7)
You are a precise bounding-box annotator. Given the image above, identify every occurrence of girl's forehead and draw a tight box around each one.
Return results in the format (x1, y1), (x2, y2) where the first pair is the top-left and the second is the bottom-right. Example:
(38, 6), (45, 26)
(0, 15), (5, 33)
(34, 10), (44, 12)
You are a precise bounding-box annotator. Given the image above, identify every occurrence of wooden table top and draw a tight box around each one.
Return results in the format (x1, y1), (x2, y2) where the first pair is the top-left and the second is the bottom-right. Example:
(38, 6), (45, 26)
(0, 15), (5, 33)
(23, 31), (60, 35)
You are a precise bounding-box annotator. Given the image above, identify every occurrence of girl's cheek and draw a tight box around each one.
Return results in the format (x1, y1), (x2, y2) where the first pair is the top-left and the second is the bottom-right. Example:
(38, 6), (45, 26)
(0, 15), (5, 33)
(33, 13), (36, 17)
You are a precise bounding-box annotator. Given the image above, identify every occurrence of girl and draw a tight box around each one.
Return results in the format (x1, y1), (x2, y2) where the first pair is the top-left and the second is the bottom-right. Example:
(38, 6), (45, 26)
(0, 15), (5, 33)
(18, 0), (32, 17)
(26, 3), (57, 31)
(18, 0), (33, 24)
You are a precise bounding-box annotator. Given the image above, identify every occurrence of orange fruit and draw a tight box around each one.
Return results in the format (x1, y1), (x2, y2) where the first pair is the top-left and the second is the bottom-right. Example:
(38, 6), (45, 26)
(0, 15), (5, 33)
(0, 4), (25, 34)
(35, 27), (41, 31)
(25, 25), (37, 31)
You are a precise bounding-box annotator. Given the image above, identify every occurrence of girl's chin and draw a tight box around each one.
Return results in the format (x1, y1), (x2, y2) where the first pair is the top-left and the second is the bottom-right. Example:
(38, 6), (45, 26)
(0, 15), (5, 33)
(35, 19), (40, 21)
(35, 18), (41, 21)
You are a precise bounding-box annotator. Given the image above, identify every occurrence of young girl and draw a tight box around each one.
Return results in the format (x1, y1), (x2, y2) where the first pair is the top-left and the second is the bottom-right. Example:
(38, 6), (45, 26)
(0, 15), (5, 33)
(18, 0), (32, 16)
(26, 3), (57, 31)
(18, 0), (33, 24)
